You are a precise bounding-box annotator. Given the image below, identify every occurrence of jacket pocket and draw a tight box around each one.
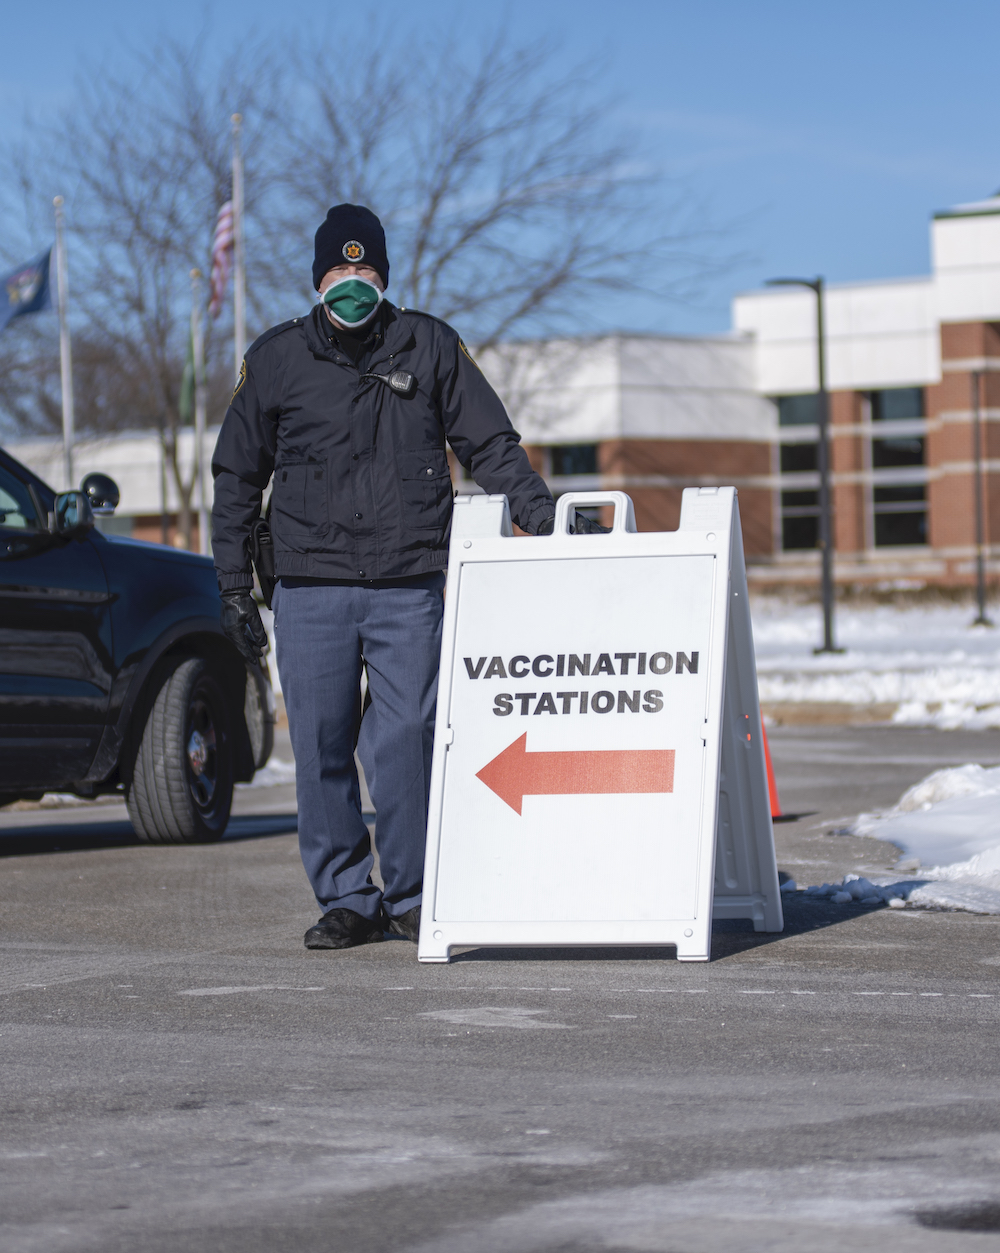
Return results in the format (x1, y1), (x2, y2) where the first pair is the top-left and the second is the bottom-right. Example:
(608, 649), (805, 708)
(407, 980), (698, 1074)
(272, 461), (329, 543)
(398, 448), (452, 532)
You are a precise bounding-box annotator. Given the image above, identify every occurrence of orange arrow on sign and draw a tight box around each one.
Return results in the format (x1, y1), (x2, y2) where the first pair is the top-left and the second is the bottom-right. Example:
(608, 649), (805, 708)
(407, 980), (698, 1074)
(475, 733), (675, 815)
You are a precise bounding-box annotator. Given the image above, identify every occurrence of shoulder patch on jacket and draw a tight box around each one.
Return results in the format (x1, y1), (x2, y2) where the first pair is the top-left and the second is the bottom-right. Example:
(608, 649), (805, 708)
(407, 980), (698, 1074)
(246, 317), (304, 357)
(231, 359), (246, 400)
(458, 337), (483, 373)
(396, 307), (480, 367)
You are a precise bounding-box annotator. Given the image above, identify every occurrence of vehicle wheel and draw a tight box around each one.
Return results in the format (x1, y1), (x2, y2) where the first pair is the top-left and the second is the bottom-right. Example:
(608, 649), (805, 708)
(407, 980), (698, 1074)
(243, 660), (274, 771)
(127, 657), (233, 843)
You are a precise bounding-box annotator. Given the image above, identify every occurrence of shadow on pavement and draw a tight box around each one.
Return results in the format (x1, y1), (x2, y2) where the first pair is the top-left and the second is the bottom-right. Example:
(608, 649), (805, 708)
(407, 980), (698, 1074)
(0, 813), (298, 858)
(710, 895), (887, 958)
(451, 897), (877, 963)
(452, 946), (679, 962)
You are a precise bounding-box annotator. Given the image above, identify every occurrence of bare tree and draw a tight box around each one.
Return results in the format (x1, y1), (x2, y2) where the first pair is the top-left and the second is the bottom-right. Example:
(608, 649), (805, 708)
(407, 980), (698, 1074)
(275, 32), (712, 348)
(0, 323), (62, 437)
(0, 27), (721, 547)
(0, 38), (287, 546)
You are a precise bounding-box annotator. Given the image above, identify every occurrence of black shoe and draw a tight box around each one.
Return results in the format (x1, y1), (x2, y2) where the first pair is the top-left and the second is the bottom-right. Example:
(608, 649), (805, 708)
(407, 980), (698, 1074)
(304, 907), (385, 950)
(384, 905), (421, 942)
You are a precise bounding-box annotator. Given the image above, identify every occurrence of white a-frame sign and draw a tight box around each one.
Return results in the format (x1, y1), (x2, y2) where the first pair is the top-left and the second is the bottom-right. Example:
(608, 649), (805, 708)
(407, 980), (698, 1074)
(417, 488), (782, 963)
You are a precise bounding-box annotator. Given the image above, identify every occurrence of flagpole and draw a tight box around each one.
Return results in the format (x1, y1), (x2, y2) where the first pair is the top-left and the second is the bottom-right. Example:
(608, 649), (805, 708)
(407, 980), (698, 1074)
(53, 197), (76, 491)
(231, 113), (246, 380)
(190, 269), (209, 556)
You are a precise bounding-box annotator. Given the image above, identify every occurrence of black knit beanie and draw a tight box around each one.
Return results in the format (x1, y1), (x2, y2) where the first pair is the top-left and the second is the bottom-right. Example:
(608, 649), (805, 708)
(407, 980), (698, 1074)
(312, 204), (389, 290)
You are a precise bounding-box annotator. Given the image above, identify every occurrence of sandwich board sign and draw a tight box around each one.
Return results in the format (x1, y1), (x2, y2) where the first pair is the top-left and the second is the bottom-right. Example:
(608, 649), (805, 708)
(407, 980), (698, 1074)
(417, 488), (782, 963)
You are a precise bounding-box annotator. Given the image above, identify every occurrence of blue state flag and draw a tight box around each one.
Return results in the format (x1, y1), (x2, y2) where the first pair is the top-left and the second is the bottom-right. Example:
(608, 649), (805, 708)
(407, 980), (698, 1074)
(0, 249), (52, 334)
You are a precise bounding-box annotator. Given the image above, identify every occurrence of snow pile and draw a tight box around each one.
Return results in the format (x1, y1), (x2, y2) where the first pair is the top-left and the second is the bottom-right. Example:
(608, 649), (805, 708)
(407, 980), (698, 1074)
(2, 791), (125, 812)
(237, 757), (296, 789)
(854, 763), (1000, 866)
(35, 792), (94, 808)
(752, 601), (1000, 725)
(855, 763), (1000, 912)
(786, 874), (909, 908)
(892, 700), (1000, 729)
(790, 764), (1000, 913)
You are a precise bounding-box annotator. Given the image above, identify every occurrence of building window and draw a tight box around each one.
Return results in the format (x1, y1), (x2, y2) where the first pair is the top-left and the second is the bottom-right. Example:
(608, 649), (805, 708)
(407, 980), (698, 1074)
(549, 444), (598, 476)
(775, 395), (821, 427)
(871, 436), (924, 468)
(873, 484), (927, 547)
(871, 387), (924, 422)
(867, 387), (926, 547)
(781, 490), (819, 550)
(779, 442), (818, 473)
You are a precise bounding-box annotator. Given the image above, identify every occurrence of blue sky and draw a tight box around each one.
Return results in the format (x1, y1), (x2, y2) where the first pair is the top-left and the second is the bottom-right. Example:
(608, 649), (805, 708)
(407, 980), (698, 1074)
(4, 0), (998, 334)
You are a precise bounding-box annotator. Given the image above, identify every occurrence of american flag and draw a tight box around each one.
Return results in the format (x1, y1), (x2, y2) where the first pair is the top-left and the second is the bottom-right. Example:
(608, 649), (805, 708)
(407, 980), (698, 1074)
(209, 201), (234, 318)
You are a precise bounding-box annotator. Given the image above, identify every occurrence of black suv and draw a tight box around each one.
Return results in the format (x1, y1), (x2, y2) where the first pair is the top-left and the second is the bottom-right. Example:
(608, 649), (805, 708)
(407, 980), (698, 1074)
(0, 445), (273, 841)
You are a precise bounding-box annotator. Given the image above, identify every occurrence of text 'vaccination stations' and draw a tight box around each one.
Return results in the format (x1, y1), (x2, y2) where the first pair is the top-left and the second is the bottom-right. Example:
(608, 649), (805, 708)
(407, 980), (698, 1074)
(418, 490), (782, 963)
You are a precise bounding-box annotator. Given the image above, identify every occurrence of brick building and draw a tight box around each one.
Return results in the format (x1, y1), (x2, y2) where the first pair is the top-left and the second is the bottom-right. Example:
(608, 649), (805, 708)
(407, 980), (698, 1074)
(733, 192), (1000, 589)
(471, 333), (777, 554)
(8, 192), (1000, 591)
(476, 192), (1000, 590)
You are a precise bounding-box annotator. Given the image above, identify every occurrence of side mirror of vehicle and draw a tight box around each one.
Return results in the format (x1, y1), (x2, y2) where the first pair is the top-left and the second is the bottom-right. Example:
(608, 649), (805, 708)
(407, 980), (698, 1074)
(81, 472), (120, 515)
(51, 490), (96, 537)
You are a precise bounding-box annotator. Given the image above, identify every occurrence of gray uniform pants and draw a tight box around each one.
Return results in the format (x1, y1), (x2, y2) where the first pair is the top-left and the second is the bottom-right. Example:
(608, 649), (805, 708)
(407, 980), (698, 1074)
(272, 574), (444, 920)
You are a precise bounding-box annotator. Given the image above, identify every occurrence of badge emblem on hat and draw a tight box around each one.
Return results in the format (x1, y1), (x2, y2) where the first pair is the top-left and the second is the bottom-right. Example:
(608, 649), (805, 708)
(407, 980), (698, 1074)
(342, 240), (365, 262)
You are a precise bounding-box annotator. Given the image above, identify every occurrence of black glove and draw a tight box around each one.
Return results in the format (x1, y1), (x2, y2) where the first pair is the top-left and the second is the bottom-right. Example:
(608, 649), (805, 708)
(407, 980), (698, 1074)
(220, 590), (268, 664)
(534, 512), (611, 535)
(572, 512), (612, 535)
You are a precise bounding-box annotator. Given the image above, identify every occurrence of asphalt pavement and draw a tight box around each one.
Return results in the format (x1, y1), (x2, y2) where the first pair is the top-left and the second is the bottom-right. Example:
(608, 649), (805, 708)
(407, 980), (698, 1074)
(4, 725), (1000, 1252)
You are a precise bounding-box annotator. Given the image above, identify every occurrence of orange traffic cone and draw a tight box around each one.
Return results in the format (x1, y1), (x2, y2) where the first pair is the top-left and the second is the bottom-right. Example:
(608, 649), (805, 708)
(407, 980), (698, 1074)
(760, 718), (782, 820)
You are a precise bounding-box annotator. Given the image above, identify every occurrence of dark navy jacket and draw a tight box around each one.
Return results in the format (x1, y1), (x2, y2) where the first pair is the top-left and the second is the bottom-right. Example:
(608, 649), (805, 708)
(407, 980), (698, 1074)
(211, 302), (554, 590)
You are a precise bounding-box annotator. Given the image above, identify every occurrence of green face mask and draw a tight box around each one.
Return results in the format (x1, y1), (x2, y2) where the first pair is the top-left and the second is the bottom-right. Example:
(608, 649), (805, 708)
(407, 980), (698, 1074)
(321, 274), (383, 328)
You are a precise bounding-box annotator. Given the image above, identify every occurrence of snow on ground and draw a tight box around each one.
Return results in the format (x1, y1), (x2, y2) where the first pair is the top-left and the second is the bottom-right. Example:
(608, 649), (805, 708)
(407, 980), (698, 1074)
(790, 763), (1000, 914)
(752, 600), (1000, 725)
(263, 594), (1000, 723)
(854, 764), (1000, 864)
(235, 757), (296, 789)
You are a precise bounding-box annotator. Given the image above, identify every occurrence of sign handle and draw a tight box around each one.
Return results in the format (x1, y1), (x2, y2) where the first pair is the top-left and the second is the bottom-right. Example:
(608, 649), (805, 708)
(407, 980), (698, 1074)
(552, 491), (636, 534)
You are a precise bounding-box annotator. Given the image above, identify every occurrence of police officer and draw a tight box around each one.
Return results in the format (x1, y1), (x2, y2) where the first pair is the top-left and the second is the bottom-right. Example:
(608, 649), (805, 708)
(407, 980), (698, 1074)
(212, 204), (607, 951)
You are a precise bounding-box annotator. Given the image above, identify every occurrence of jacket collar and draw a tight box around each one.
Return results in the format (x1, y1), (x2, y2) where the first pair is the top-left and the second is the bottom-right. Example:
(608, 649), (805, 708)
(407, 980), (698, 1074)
(368, 304), (415, 369)
(303, 301), (415, 368)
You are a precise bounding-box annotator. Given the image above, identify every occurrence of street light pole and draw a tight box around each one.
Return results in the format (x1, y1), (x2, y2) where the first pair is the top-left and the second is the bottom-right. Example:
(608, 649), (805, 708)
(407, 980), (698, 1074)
(766, 275), (841, 654)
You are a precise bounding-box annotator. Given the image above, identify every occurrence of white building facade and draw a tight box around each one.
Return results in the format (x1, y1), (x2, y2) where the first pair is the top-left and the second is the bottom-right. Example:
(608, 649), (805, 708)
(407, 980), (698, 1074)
(8, 193), (1000, 587)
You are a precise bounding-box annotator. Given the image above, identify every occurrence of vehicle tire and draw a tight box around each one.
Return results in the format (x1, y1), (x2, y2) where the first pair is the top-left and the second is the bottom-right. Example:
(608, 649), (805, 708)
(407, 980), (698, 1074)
(127, 657), (233, 843)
